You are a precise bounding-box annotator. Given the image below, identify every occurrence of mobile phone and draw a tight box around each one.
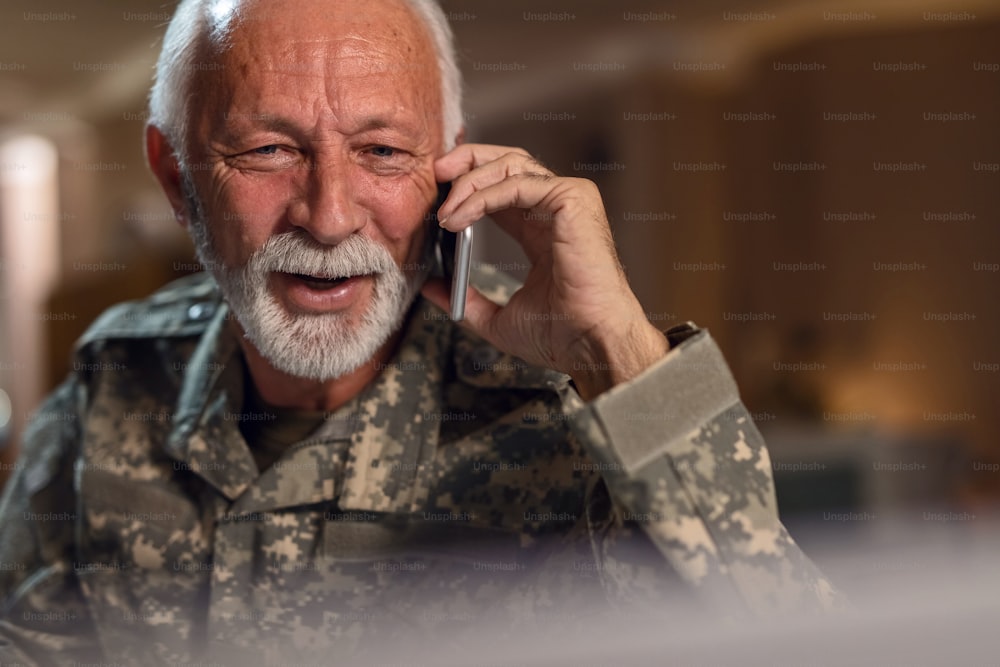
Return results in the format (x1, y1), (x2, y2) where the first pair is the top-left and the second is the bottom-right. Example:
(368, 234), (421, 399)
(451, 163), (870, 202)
(449, 226), (473, 321)
(435, 183), (474, 321)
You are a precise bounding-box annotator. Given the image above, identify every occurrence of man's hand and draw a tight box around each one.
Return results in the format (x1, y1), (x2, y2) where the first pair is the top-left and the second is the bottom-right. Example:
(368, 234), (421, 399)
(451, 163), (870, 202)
(420, 144), (669, 401)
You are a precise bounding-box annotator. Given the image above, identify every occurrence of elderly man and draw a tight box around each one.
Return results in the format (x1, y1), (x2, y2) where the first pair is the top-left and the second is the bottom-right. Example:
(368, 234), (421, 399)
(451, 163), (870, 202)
(0, 0), (840, 664)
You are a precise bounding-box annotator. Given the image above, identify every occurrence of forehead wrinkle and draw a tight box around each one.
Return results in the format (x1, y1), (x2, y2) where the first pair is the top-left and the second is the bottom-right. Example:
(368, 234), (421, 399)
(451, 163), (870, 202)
(197, 0), (443, 150)
(226, 29), (426, 96)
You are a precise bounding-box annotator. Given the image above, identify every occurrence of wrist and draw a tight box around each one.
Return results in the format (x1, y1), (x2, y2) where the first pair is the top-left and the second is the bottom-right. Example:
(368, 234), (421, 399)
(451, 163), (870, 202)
(568, 318), (669, 401)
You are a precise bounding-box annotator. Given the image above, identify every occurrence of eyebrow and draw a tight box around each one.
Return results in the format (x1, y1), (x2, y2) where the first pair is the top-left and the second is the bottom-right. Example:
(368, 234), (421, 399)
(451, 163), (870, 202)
(220, 112), (302, 137)
(219, 112), (421, 141)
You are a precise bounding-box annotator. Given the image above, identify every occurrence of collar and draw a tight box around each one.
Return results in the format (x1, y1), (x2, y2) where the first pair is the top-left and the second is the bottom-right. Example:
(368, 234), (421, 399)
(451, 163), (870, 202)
(165, 296), (451, 514)
(165, 301), (257, 500)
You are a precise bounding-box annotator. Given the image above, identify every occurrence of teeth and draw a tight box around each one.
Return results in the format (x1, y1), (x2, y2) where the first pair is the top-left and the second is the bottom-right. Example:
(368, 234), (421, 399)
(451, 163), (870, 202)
(296, 273), (346, 282)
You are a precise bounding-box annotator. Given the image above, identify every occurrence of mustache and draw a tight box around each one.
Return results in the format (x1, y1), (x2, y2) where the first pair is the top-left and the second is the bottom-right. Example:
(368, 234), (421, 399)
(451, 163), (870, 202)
(248, 231), (397, 279)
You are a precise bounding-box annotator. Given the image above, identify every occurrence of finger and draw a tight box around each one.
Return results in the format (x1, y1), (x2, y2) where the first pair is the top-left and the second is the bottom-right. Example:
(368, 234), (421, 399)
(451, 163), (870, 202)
(440, 172), (576, 231)
(434, 143), (532, 182)
(438, 152), (552, 222)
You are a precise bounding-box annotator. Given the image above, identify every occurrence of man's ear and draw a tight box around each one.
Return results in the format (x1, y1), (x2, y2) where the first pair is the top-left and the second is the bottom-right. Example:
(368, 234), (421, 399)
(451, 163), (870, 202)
(145, 124), (190, 228)
(453, 126), (466, 147)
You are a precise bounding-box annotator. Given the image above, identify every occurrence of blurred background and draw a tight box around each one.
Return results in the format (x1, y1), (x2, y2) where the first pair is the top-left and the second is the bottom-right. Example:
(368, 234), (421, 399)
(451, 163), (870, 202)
(0, 0), (998, 576)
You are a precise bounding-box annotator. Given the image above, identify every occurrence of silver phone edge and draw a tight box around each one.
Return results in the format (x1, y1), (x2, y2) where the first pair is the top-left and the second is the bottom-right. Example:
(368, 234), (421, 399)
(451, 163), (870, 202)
(449, 226), (474, 321)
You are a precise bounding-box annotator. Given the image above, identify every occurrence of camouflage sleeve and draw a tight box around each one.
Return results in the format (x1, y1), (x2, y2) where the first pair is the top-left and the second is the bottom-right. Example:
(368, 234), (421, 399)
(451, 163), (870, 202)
(559, 329), (846, 616)
(0, 379), (105, 665)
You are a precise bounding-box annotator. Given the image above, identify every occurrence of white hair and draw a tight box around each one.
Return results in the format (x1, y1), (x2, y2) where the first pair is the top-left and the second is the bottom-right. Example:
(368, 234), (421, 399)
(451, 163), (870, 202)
(147, 0), (463, 158)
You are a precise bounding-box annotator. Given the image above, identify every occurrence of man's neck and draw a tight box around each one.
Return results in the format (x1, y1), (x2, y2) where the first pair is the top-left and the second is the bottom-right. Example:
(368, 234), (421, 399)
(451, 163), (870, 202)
(233, 322), (406, 412)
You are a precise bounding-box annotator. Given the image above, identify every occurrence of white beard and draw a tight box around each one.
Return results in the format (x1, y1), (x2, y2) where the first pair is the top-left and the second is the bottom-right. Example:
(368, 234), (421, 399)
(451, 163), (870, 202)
(181, 169), (430, 381)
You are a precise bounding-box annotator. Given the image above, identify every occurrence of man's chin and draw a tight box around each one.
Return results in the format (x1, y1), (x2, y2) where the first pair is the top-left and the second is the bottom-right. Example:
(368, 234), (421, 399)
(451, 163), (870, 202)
(235, 312), (375, 383)
(227, 287), (412, 383)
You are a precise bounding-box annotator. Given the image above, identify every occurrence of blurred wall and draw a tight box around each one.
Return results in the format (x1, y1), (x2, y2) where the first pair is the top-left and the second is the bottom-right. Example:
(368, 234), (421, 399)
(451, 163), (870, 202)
(450, 0), (1000, 525)
(1, 1), (998, 523)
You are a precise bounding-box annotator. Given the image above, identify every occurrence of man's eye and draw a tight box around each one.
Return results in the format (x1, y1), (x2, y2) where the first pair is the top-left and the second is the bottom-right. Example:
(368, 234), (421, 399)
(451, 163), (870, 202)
(253, 145), (280, 155)
(370, 145), (396, 158)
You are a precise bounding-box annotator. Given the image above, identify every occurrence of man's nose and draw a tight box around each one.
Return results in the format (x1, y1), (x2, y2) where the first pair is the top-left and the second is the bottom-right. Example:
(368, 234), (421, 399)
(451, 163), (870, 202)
(287, 157), (366, 245)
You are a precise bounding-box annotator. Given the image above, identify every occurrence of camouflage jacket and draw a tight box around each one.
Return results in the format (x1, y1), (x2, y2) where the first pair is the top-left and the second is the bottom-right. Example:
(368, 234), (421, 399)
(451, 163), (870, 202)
(0, 270), (839, 666)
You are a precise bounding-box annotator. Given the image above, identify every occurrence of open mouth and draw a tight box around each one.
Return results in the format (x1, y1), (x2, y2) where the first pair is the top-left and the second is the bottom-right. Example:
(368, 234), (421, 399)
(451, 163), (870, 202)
(280, 271), (378, 292)
(271, 270), (376, 312)
(289, 273), (352, 290)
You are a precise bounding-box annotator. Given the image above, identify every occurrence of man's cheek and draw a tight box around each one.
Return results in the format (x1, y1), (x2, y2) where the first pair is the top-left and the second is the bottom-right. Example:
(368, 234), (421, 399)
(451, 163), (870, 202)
(367, 171), (436, 232)
(209, 199), (278, 259)
(369, 207), (423, 251)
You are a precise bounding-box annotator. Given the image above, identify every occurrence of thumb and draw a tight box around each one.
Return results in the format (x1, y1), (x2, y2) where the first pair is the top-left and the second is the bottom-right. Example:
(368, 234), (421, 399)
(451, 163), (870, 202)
(420, 277), (502, 343)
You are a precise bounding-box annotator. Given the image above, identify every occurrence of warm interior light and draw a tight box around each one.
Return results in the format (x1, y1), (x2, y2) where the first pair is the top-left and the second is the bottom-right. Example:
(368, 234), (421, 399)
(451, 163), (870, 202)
(0, 133), (60, 447)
